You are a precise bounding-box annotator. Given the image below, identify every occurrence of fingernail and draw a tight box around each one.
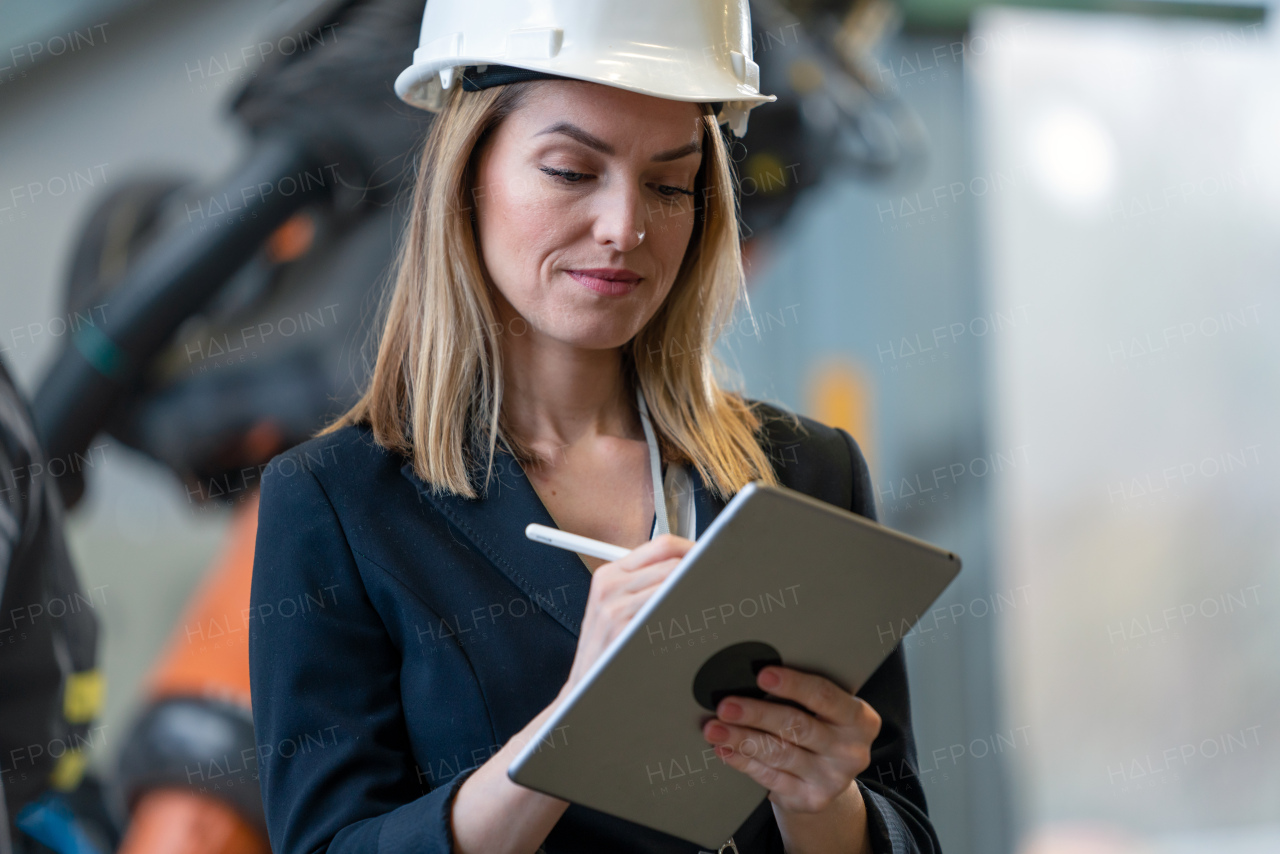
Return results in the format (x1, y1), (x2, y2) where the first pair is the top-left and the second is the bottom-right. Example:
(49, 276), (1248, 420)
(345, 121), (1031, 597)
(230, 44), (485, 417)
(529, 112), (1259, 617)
(719, 701), (741, 721)
(706, 723), (729, 742)
(758, 669), (780, 689)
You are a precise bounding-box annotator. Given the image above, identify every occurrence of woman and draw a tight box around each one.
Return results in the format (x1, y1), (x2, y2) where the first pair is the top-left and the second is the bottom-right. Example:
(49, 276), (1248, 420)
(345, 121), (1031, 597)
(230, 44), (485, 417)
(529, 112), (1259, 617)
(248, 1), (939, 852)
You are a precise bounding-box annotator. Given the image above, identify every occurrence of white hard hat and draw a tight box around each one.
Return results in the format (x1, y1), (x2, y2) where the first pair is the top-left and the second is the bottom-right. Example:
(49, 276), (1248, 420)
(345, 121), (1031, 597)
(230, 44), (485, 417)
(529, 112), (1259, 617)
(393, 0), (776, 137)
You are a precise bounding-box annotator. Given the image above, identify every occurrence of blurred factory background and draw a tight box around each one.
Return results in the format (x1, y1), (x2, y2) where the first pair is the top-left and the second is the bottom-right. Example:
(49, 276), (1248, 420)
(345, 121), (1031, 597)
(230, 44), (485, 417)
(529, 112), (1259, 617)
(1, 0), (1277, 852)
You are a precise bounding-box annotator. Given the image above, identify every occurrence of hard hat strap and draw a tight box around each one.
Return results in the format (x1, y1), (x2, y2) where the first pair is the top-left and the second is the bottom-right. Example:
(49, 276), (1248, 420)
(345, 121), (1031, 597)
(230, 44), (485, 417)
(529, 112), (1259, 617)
(458, 64), (567, 91)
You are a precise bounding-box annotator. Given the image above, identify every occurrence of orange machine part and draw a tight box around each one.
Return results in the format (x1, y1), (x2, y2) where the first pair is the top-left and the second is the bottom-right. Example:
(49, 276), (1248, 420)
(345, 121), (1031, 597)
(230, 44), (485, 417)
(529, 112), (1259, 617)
(118, 789), (271, 854)
(146, 491), (260, 709)
(126, 493), (268, 854)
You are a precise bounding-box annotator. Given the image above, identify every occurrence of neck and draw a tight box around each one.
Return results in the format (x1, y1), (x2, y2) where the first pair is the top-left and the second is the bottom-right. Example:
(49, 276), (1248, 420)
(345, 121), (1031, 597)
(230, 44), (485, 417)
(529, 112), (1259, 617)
(497, 314), (641, 457)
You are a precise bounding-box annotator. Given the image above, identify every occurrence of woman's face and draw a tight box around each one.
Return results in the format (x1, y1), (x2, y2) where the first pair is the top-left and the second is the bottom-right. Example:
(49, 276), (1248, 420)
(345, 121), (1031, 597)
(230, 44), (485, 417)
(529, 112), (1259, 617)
(472, 80), (704, 351)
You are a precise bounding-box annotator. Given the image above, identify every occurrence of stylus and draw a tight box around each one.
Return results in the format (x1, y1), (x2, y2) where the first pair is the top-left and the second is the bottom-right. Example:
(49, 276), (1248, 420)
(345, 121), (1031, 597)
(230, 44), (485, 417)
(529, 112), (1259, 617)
(525, 523), (631, 562)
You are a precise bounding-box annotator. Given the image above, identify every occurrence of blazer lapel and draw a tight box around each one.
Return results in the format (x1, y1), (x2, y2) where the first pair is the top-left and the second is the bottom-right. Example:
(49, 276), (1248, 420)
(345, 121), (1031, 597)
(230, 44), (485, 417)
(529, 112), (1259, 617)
(404, 442), (732, 639)
(404, 441), (594, 638)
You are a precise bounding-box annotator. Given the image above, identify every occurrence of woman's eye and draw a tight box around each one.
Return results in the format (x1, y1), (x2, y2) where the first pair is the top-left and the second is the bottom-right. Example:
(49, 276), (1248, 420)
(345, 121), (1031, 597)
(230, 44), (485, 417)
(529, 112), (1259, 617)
(540, 166), (588, 183)
(539, 167), (691, 200)
(656, 185), (695, 199)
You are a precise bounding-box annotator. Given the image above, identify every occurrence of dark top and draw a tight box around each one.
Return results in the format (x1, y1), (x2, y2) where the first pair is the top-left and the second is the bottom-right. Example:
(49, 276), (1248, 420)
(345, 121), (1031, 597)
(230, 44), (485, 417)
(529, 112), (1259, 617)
(248, 401), (941, 853)
(0, 359), (99, 837)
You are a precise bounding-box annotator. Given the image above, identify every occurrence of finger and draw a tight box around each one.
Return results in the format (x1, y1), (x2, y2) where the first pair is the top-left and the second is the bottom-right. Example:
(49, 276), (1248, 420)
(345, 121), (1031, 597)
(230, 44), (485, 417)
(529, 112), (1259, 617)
(605, 589), (666, 628)
(703, 719), (820, 780)
(714, 695), (833, 754)
(609, 533), (694, 571)
(588, 561), (677, 610)
(613, 534), (693, 571)
(708, 722), (853, 813)
(705, 724), (812, 801)
(593, 563), (683, 628)
(615, 557), (681, 594)
(611, 576), (686, 624)
(723, 748), (814, 808)
(755, 667), (860, 726)
(589, 556), (675, 599)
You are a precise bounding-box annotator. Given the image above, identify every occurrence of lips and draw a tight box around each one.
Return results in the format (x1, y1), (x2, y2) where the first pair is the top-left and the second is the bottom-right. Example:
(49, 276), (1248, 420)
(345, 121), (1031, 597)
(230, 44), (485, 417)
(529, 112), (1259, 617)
(567, 268), (642, 296)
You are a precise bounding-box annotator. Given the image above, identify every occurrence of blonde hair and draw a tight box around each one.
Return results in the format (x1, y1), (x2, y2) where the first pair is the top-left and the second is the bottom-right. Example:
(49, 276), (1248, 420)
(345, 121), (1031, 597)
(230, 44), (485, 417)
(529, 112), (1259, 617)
(324, 80), (796, 500)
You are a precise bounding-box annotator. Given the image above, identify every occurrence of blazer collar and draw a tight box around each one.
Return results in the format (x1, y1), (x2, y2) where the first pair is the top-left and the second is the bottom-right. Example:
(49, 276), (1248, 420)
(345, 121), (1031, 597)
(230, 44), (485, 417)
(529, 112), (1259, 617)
(402, 442), (726, 639)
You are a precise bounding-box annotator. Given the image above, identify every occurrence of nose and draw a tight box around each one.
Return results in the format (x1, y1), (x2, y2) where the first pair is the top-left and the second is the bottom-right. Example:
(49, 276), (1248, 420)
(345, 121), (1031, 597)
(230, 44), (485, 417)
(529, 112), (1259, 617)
(592, 179), (646, 253)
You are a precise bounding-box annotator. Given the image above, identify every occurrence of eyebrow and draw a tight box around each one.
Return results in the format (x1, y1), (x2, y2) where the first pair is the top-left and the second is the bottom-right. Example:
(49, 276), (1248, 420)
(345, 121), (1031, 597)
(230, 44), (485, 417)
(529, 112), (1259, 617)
(534, 121), (701, 162)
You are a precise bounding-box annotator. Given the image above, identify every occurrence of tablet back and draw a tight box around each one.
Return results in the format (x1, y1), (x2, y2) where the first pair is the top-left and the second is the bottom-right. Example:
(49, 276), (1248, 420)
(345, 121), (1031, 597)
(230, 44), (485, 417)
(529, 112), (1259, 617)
(508, 481), (961, 850)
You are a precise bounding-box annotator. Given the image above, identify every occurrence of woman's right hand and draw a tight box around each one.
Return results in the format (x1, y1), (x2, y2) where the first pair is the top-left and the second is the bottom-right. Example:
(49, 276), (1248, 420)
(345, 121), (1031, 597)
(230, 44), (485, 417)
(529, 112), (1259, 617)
(451, 534), (696, 854)
(561, 533), (695, 696)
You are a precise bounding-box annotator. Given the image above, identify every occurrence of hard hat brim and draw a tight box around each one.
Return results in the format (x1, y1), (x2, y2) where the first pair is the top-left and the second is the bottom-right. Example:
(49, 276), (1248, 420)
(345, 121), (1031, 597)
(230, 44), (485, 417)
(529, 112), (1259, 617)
(393, 61), (776, 116)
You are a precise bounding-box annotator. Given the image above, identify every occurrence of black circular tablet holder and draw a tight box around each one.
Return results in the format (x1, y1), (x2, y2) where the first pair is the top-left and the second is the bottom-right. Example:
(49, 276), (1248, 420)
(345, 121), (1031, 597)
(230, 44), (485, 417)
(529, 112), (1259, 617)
(692, 640), (807, 712)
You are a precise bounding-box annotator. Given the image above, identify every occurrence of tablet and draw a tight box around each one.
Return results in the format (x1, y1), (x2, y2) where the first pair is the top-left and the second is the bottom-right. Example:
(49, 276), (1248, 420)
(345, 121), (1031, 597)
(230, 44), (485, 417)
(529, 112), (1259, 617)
(507, 480), (961, 850)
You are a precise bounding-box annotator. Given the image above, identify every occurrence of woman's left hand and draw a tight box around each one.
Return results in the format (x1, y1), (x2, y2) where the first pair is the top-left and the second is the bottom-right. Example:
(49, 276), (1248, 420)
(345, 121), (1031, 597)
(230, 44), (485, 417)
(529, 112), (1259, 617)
(702, 665), (881, 850)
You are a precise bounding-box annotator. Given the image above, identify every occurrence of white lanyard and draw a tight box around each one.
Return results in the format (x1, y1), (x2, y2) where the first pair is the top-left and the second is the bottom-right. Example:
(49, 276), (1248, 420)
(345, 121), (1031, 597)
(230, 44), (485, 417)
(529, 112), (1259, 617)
(640, 388), (729, 852)
(635, 385), (670, 538)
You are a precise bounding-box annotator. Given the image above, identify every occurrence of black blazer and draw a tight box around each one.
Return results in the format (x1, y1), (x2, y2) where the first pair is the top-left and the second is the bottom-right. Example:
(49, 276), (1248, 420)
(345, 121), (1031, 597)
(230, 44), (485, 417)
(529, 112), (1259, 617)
(248, 402), (941, 854)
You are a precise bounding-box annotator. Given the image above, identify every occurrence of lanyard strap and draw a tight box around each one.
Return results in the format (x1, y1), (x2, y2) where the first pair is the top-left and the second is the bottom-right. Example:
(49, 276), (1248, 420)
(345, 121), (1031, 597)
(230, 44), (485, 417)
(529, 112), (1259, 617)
(636, 385), (670, 538)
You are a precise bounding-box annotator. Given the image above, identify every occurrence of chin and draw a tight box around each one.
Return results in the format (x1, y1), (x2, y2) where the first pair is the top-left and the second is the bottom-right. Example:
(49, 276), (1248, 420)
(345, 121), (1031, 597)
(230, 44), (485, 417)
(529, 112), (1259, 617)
(504, 291), (653, 350)
(560, 329), (638, 351)
(546, 316), (641, 351)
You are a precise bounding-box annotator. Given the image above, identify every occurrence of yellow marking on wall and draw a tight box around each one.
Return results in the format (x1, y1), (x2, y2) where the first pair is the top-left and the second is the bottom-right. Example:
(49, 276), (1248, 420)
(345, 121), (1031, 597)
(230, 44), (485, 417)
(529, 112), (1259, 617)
(807, 360), (876, 471)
